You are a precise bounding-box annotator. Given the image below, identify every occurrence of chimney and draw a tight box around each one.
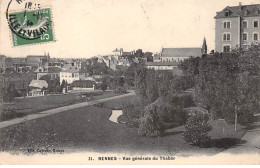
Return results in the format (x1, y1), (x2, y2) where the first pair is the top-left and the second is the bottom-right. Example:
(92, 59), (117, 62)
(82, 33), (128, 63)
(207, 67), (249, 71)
(239, 2), (242, 10)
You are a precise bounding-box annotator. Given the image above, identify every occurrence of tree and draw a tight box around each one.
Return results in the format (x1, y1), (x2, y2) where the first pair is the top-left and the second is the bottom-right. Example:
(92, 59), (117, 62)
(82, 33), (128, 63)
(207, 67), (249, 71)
(194, 45), (260, 124)
(60, 79), (65, 93)
(184, 107), (212, 146)
(135, 49), (144, 58)
(138, 101), (165, 137)
(144, 52), (153, 62)
(40, 75), (60, 93)
(100, 80), (108, 92)
(146, 69), (159, 103)
(134, 66), (147, 99)
(39, 75), (51, 84)
(158, 72), (172, 99)
(4, 85), (15, 102)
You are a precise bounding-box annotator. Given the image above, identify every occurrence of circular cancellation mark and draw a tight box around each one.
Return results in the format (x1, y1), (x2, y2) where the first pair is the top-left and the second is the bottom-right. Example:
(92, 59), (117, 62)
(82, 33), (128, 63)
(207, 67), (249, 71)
(6, 0), (52, 40)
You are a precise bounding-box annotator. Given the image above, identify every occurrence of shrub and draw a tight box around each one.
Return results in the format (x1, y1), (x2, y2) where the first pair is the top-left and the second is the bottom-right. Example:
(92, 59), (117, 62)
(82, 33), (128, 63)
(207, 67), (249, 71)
(114, 84), (127, 93)
(155, 94), (194, 125)
(138, 101), (165, 137)
(100, 81), (108, 92)
(0, 105), (20, 121)
(122, 98), (146, 128)
(184, 107), (212, 146)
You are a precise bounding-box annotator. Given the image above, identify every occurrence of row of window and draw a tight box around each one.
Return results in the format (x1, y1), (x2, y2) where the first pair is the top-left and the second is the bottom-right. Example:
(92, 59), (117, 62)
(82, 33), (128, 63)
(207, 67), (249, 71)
(223, 20), (259, 29)
(223, 43), (258, 52)
(60, 73), (79, 78)
(223, 32), (259, 41)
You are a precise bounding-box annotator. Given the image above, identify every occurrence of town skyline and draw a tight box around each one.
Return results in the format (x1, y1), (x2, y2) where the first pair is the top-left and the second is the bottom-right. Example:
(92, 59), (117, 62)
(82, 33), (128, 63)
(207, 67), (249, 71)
(0, 0), (259, 58)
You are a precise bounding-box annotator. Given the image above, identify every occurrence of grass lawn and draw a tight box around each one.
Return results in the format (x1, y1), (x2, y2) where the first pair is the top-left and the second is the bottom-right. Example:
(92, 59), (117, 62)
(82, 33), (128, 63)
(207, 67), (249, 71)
(0, 106), (224, 156)
(8, 90), (122, 115)
(95, 95), (137, 109)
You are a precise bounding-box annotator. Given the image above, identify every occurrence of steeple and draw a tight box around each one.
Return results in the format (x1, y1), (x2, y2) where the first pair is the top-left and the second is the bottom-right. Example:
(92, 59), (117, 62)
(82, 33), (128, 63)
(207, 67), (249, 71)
(202, 37), (207, 54)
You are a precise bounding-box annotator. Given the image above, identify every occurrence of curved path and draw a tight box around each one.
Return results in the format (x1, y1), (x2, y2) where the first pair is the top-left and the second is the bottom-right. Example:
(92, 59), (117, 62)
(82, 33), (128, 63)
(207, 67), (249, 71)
(0, 91), (135, 129)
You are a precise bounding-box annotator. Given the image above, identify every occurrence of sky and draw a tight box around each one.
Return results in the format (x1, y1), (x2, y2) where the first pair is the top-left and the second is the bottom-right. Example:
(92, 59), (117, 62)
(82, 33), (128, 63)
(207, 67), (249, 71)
(0, 0), (260, 58)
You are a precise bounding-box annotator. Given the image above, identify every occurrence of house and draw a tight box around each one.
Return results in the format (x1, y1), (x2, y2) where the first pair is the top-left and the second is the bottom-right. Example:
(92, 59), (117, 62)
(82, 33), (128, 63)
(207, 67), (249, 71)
(29, 80), (49, 96)
(60, 64), (83, 84)
(215, 3), (260, 52)
(111, 48), (135, 57)
(35, 67), (61, 80)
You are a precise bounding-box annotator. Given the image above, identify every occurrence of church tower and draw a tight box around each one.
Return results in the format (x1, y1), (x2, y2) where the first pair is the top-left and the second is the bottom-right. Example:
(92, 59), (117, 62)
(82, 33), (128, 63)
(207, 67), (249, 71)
(202, 37), (207, 55)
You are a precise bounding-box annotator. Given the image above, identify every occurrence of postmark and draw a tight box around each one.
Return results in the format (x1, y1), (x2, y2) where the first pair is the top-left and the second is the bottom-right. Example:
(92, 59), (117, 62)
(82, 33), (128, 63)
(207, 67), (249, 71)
(6, 0), (54, 46)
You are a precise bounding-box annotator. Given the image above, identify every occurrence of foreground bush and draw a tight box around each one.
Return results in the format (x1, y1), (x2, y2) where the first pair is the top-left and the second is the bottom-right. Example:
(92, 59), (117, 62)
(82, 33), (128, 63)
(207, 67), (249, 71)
(138, 101), (165, 137)
(155, 94), (194, 125)
(114, 84), (128, 93)
(0, 105), (20, 121)
(121, 98), (146, 127)
(184, 107), (212, 146)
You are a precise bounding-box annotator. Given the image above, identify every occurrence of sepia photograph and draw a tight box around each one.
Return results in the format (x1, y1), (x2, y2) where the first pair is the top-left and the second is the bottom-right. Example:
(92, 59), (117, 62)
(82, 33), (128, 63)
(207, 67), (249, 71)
(0, 0), (259, 165)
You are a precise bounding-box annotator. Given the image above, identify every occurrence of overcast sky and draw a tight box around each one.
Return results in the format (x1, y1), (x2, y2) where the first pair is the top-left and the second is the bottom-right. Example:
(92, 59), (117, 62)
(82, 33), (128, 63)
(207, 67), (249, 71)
(0, 0), (259, 58)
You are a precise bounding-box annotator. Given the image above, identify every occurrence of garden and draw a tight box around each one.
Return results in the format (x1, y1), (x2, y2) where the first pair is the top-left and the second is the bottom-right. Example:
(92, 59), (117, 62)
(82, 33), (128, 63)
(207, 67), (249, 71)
(99, 45), (260, 148)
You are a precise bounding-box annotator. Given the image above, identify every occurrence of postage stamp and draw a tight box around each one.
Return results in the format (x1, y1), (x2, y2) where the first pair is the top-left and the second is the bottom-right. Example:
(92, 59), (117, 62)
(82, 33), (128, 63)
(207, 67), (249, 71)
(6, 0), (54, 46)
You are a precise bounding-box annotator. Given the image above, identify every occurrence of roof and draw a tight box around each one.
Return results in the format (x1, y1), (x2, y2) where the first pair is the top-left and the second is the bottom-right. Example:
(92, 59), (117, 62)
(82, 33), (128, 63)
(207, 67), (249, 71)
(36, 67), (61, 73)
(27, 55), (48, 59)
(11, 58), (26, 64)
(145, 62), (179, 66)
(161, 48), (202, 57)
(20, 67), (33, 73)
(122, 52), (132, 56)
(215, 4), (260, 18)
(29, 80), (48, 89)
(111, 56), (118, 62)
(153, 53), (161, 59)
(61, 65), (79, 73)
(2, 67), (18, 75)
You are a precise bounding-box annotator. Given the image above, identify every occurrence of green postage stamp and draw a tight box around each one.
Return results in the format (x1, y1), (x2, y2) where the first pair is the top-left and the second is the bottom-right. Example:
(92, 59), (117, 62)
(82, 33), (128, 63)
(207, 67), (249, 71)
(6, 0), (54, 46)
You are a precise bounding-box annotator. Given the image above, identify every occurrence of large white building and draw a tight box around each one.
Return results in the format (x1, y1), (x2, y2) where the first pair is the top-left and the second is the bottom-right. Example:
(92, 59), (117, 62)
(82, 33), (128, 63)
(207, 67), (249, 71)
(60, 64), (81, 84)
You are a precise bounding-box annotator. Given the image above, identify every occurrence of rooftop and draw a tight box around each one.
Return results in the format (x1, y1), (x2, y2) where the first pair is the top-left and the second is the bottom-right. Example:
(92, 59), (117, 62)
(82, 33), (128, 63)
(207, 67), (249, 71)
(161, 48), (202, 58)
(215, 4), (260, 18)
(35, 67), (61, 73)
(29, 80), (48, 89)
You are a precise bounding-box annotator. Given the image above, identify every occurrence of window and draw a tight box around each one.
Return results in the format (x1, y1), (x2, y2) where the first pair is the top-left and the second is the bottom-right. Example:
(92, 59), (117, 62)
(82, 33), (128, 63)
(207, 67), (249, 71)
(242, 33), (248, 41)
(223, 21), (231, 28)
(254, 20), (259, 28)
(242, 21), (248, 29)
(223, 45), (231, 53)
(225, 11), (230, 17)
(223, 33), (231, 41)
(253, 33), (259, 41)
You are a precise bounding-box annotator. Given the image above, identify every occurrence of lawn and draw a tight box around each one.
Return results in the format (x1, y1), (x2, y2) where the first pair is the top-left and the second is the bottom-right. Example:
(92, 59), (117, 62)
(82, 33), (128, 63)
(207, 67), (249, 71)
(2, 90), (122, 116)
(0, 106), (223, 156)
(95, 95), (137, 109)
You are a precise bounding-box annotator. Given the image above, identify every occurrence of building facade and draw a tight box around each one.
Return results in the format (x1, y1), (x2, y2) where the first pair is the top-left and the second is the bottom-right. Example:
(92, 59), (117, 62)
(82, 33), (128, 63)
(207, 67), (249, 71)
(215, 3), (260, 52)
(60, 64), (81, 84)
(145, 62), (179, 70)
(35, 67), (61, 80)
